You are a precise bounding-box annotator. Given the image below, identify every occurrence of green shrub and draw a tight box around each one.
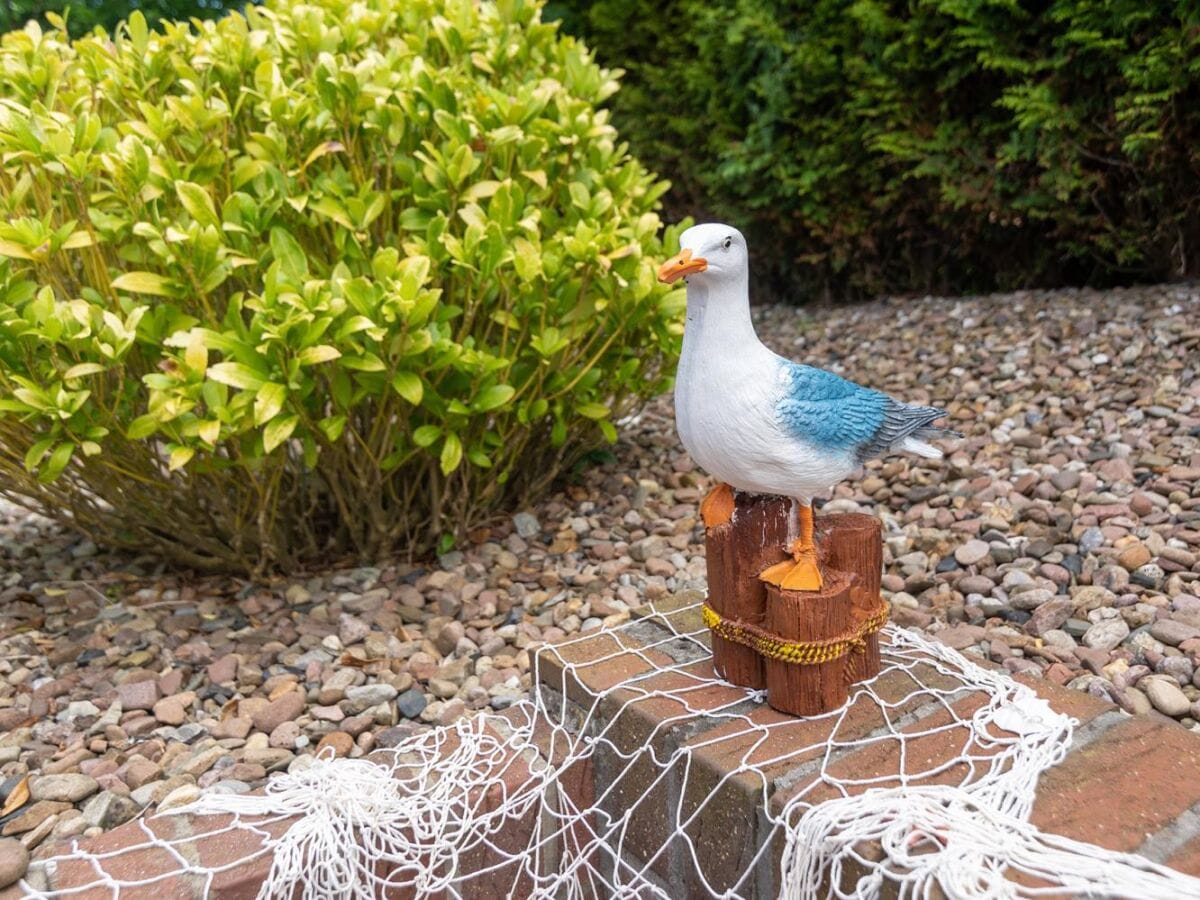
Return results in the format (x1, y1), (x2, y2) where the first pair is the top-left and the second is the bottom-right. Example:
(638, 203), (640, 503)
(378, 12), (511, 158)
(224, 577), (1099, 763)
(0, 0), (685, 573)
(1, 0), (238, 39)
(560, 0), (1200, 298)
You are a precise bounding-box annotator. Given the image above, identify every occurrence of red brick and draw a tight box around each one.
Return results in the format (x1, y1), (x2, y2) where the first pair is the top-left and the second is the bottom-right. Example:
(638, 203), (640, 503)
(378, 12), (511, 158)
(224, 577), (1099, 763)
(534, 629), (679, 707)
(1012, 672), (1116, 722)
(452, 722), (553, 898)
(1031, 717), (1200, 853)
(1165, 833), (1200, 877)
(189, 813), (294, 899)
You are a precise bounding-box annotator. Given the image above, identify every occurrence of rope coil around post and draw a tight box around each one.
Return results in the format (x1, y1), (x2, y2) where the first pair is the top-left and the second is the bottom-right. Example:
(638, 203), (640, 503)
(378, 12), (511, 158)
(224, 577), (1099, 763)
(702, 602), (889, 667)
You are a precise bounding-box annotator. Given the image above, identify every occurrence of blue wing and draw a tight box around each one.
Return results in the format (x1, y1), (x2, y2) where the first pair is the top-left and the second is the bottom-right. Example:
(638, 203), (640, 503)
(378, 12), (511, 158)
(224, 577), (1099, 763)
(776, 362), (948, 462)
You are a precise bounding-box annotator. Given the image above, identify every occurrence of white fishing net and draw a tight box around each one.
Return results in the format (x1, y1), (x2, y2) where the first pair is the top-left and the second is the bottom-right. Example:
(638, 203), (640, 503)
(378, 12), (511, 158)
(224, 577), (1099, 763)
(19, 598), (1200, 899)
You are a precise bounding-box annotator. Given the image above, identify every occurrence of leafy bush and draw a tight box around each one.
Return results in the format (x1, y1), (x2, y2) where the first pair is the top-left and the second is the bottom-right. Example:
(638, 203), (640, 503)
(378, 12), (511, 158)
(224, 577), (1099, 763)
(0, 0), (684, 573)
(1, 0), (237, 39)
(559, 0), (1200, 298)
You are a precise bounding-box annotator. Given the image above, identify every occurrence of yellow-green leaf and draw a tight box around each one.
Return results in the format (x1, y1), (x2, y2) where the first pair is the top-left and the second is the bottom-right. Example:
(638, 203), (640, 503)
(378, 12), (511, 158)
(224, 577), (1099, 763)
(185, 332), (207, 374)
(270, 227), (307, 282)
(440, 432), (463, 474)
(298, 345), (341, 365)
(40, 442), (74, 482)
(198, 420), (220, 445)
(474, 384), (514, 412)
(110, 271), (173, 296)
(23, 437), (55, 473)
(413, 424), (441, 447)
(64, 362), (105, 380)
(61, 231), (95, 250)
(263, 414), (298, 453)
(254, 382), (286, 426)
(301, 140), (345, 171)
(577, 402), (609, 420)
(126, 415), (159, 439)
(168, 445), (194, 471)
(391, 371), (423, 405)
(207, 362), (266, 391)
(0, 239), (33, 260)
(175, 181), (219, 229)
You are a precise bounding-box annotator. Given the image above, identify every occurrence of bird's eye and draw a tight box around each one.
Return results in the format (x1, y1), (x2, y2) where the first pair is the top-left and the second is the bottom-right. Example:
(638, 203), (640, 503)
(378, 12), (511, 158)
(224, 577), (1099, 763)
(723, 236), (733, 250)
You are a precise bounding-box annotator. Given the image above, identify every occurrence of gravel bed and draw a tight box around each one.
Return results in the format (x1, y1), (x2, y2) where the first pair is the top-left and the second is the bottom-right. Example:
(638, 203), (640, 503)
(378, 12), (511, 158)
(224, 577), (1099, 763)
(1, 282), (1199, 868)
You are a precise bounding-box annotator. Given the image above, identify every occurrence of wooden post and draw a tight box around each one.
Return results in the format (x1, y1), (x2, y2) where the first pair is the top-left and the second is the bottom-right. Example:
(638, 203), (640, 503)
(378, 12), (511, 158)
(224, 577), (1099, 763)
(816, 514), (884, 683)
(765, 572), (854, 716)
(704, 493), (791, 689)
(704, 496), (887, 714)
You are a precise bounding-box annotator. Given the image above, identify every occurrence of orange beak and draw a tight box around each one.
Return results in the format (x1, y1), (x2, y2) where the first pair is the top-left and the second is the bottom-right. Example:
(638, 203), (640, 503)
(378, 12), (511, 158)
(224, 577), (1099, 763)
(657, 248), (708, 283)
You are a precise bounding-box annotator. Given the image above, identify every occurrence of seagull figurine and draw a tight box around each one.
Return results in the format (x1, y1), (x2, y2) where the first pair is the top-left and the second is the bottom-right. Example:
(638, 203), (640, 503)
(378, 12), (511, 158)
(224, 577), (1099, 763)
(658, 223), (960, 592)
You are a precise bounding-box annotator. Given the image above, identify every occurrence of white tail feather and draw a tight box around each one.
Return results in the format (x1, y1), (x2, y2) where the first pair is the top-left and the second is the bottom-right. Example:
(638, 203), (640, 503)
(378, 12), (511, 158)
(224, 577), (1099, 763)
(900, 436), (943, 459)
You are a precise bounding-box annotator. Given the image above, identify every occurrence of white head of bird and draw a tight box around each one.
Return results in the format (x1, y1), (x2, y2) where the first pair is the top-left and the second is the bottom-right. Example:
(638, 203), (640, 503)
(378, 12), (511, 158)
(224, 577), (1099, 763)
(657, 223), (749, 290)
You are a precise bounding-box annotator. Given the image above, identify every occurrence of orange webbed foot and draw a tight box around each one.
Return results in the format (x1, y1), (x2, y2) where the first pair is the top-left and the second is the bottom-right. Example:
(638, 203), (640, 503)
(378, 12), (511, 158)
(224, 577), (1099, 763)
(759, 544), (824, 592)
(759, 502), (823, 592)
(700, 482), (736, 529)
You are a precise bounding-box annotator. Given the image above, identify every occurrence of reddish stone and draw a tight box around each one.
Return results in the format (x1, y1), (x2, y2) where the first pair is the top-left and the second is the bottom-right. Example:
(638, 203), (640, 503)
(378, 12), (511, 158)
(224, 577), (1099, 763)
(157, 668), (185, 697)
(206, 654), (240, 685)
(315, 732), (354, 758)
(249, 689), (304, 735)
(115, 679), (159, 712)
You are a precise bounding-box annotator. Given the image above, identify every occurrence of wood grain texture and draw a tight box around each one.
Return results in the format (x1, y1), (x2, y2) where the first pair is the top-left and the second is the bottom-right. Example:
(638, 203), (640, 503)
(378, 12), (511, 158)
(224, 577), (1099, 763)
(765, 572), (854, 716)
(704, 492), (791, 688)
(817, 513), (884, 683)
(705, 497), (886, 713)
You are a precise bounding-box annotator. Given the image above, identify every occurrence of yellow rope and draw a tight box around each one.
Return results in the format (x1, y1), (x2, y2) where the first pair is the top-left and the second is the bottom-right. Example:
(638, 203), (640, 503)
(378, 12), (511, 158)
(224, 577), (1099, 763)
(702, 602), (889, 666)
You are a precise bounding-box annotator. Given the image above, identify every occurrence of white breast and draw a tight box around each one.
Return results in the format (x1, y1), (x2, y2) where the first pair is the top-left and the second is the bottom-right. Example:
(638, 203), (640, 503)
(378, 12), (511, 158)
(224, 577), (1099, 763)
(674, 288), (856, 500)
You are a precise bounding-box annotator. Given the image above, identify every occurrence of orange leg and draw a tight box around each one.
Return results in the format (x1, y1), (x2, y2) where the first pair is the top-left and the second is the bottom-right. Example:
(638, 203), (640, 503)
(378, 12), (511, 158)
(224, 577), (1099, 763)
(700, 482), (736, 529)
(759, 502), (823, 591)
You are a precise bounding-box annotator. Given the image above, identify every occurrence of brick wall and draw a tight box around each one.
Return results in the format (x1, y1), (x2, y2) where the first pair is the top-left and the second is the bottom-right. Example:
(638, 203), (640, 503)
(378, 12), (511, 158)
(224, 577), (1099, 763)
(9, 598), (1200, 897)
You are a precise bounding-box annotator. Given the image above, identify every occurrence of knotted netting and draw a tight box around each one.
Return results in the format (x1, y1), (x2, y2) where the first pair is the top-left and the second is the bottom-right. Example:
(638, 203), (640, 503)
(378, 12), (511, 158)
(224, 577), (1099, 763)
(20, 598), (1200, 899)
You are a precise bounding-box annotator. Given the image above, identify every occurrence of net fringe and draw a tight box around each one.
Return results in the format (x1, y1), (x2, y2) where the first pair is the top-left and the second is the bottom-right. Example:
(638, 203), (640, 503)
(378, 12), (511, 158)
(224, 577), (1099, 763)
(20, 601), (1200, 899)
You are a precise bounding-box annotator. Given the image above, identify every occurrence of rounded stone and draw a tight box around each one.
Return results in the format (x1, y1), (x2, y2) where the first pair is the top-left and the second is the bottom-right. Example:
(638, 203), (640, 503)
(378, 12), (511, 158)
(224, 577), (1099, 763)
(954, 540), (991, 567)
(1143, 677), (1190, 718)
(30, 774), (99, 803)
(315, 731), (354, 758)
(1117, 543), (1152, 572)
(0, 838), (29, 889)
(1082, 618), (1130, 651)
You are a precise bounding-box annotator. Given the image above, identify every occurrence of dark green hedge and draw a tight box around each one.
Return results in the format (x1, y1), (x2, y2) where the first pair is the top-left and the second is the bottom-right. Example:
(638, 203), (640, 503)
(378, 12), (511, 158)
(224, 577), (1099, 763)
(556, 0), (1200, 299)
(1, 0), (236, 38)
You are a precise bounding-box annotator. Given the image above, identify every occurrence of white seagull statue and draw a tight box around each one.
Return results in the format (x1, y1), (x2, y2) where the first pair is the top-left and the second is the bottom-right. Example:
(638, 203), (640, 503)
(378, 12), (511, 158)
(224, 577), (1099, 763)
(658, 223), (959, 592)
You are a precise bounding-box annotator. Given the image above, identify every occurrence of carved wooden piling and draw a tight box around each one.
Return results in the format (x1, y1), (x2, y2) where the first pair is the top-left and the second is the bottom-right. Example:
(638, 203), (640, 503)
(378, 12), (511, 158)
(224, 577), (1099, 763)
(703, 493), (887, 716)
(703, 493), (791, 689)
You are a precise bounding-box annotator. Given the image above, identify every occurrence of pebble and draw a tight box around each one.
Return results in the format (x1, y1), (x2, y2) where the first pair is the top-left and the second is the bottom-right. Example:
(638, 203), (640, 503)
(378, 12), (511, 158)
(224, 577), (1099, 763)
(954, 540), (990, 567)
(0, 837), (29, 889)
(157, 785), (201, 812)
(251, 690), (306, 734)
(1150, 619), (1200, 647)
(511, 512), (540, 538)
(153, 697), (187, 726)
(316, 732), (354, 758)
(1026, 599), (1074, 636)
(30, 774), (99, 804)
(80, 791), (137, 829)
(1143, 677), (1191, 717)
(1117, 543), (1152, 571)
(1082, 619), (1130, 651)
(396, 688), (428, 719)
(344, 684), (399, 713)
(115, 680), (159, 712)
